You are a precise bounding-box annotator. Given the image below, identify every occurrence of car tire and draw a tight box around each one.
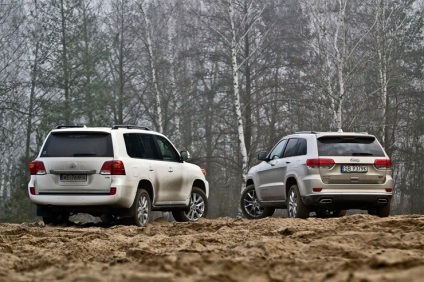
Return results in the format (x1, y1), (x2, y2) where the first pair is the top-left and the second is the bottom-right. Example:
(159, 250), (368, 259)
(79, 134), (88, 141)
(172, 187), (208, 222)
(287, 184), (309, 219)
(42, 212), (70, 225)
(333, 210), (347, 217)
(240, 184), (275, 219)
(316, 209), (347, 218)
(99, 214), (118, 224)
(132, 189), (151, 227)
(368, 204), (390, 217)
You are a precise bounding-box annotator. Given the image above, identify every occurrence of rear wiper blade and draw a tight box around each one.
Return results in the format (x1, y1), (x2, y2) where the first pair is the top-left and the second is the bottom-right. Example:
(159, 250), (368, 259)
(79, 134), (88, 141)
(352, 152), (373, 156)
(73, 153), (97, 156)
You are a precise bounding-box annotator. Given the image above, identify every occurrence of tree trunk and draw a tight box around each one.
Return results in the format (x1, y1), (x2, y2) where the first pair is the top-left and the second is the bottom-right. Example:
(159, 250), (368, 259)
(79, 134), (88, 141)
(229, 0), (248, 183)
(140, 0), (163, 133)
(60, 0), (71, 125)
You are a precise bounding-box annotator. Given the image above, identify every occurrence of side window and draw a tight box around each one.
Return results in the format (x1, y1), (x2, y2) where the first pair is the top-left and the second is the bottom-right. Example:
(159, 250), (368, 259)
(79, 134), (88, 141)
(282, 138), (299, 158)
(296, 138), (307, 156)
(155, 136), (180, 162)
(269, 140), (287, 160)
(124, 133), (160, 160)
(124, 134), (143, 158)
(138, 134), (160, 160)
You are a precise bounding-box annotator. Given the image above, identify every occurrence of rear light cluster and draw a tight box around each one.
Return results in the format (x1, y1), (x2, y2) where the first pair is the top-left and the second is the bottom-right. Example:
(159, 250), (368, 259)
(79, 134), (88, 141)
(306, 158), (392, 170)
(29, 161), (46, 175)
(306, 158), (335, 168)
(374, 159), (392, 169)
(101, 160), (126, 175)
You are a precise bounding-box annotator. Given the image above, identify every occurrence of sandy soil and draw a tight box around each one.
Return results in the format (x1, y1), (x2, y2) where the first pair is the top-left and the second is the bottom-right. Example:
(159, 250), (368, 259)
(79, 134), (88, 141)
(0, 214), (423, 282)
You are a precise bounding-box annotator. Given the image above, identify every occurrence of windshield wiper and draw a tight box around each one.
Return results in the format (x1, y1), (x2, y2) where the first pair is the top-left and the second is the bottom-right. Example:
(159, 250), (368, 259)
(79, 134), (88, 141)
(352, 152), (373, 156)
(73, 153), (97, 157)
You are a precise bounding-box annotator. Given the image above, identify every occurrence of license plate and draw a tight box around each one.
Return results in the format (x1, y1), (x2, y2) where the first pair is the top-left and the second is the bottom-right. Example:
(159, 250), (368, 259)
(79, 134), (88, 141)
(341, 165), (368, 173)
(60, 174), (87, 182)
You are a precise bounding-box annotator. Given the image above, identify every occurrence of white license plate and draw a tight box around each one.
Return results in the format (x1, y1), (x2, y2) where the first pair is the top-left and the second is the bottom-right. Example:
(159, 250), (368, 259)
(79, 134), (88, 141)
(60, 174), (87, 182)
(341, 165), (368, 173)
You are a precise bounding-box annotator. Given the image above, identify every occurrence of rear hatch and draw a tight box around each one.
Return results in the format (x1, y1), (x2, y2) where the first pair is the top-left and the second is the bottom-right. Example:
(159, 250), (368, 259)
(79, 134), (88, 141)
(35, 131), (114, 194)
(316, 135), (391, 184)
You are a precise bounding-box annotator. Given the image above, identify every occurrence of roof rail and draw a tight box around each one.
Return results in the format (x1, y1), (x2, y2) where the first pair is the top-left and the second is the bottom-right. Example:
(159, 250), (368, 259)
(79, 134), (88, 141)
(112, 125), (151, 131)
(55, 125), (87, 129)
(294, 131), (318, 134)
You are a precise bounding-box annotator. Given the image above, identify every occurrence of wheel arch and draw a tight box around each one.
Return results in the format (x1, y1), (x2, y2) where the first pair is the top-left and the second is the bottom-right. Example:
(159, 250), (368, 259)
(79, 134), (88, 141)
(245, 178), (254, 188)
(193, 179), (207, 194)
(285, 177), (298, 198)
(138, 179), (154, 202)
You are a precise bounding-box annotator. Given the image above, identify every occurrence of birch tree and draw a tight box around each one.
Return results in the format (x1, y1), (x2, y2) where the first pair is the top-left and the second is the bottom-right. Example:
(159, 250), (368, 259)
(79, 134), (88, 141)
(76, 0), (110, 126)
(370, 0), (421, 153)
(201, 0), (268, 184)
(137, 0), (164, 133)
(305, 0), (375, 131)
(0, 0), (28, 218)
(104, 0), (140, 125)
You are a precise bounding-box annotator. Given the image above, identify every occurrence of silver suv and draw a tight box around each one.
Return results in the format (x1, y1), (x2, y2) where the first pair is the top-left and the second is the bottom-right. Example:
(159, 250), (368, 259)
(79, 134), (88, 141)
(240, 131), (393, 219)
(28, 125), (209, 226)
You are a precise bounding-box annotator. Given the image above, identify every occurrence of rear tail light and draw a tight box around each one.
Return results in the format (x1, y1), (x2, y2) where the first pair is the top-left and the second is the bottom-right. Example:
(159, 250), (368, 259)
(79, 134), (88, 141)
(374, 159), (392, 169)
(385, 188), (392, 193)
(110, 187), (117, 195)
(313, 188), (322, 192)
(306, 158), (335, 168)
(201, 168), (206, 176)
(100, 160), (126, 175)
(29, 161), (46, 175)
(29, 187), (36, 195)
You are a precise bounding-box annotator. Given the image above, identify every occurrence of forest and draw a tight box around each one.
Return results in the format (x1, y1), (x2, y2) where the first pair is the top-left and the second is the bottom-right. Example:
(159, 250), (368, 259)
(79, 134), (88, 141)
(0, 0), (423, 222)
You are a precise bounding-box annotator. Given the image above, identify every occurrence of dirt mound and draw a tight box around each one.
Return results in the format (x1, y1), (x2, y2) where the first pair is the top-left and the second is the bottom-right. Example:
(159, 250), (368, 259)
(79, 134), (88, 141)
(0, 215), (423, 281)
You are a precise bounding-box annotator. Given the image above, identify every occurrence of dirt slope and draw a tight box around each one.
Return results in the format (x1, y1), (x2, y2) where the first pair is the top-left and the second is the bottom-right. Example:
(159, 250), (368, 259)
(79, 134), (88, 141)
(0, 214), (423, 282)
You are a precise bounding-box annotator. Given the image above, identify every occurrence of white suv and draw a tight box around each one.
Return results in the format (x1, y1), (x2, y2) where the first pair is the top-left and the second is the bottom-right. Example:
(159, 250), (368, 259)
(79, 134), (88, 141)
(240, 131), (393, 219)
(28, 125), (209, 226)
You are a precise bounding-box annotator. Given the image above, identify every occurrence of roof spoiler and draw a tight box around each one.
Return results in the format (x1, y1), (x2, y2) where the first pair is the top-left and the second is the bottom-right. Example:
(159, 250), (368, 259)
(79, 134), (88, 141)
(55, 125), (87, 129)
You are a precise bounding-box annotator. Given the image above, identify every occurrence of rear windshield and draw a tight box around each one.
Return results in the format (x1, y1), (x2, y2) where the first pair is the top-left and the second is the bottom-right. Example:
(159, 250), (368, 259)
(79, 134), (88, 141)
(317, 136), (385, 157)
(40, 132), (113, 157)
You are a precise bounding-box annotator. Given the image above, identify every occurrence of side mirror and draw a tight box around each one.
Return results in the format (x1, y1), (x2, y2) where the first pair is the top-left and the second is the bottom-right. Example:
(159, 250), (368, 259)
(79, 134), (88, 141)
(257, 151), (268, 161)
(180, 150), (190, 161)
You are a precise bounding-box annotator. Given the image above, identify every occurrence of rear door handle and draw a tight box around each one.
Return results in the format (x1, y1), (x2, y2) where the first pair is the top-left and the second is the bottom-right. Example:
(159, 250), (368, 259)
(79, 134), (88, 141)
(168, 167), (173, 172)
(149, 166), (154, 172)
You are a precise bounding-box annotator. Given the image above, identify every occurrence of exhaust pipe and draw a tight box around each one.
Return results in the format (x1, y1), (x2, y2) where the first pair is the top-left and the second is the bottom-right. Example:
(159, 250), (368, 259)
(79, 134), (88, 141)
(319, 198), (333, 204)
(377, 198), (388, 204)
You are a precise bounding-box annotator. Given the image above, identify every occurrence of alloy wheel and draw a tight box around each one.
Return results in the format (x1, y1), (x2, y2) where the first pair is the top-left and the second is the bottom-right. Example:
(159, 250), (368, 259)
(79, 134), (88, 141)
(137, 194), (150, 226)
(243, 189), (265, 217)
(185, 192), (205, 221)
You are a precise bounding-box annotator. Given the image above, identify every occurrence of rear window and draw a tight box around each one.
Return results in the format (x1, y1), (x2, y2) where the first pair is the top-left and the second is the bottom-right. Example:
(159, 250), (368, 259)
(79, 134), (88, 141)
(317, 136), (385, 157)
(40, 132), (113, 157)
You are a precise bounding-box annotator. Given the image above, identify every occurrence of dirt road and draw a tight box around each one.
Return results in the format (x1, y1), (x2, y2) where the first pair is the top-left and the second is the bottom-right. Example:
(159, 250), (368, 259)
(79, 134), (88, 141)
(0, 214), (423, 281)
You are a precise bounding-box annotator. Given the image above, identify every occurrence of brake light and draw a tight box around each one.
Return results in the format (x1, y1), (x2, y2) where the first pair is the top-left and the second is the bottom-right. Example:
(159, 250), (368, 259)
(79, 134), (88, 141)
(306, 158), (335, 168)
(100, 160), (126, 175)
(374, 159), (392, 169)
(29, 161), (46, 175)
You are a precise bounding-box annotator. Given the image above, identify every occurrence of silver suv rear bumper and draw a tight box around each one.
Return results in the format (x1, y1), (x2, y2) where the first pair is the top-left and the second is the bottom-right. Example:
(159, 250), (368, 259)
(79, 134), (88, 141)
(302, 193), (392, 210)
